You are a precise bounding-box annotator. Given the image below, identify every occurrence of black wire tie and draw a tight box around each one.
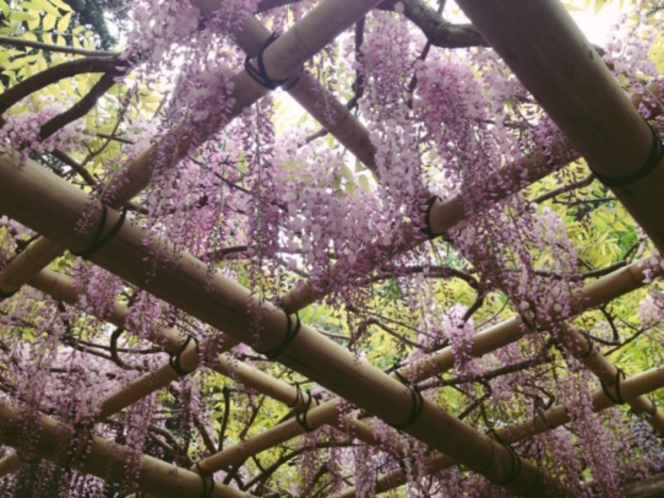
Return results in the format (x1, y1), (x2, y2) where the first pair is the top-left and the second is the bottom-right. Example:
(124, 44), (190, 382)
(244, 33), (290, 90)
(195, 462), (214, 498)
(590, 124), (664, 188)
(259, 309), (301, 360)
(169, 335), (200, 376)
(391, 370), (424, 430)
(490, 445), (522, 486)
(295, 389), (315, 432)
(72, 204), (127, 260)
(601, 368), (627, 405)
(282, 65), (303, 91)
(288, 383), (304, 408)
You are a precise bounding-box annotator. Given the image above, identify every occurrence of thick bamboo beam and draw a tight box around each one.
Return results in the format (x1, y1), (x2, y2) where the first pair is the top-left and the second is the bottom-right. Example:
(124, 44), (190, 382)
(336, 367), (664, 497)
(226, 14), (377, 171)
(195, 258), (657, 476)
(280, 134), (573, 313)
(0, 401), (252, 498)
(27, 268), (188, 351)
(456, 0), (664, 252)
(20, 213), (660, 486)
(0, 152), (567, 496)
(401, 259), (652, 383)
(0, 0), (383, 300)
(23, 266), (385, 468)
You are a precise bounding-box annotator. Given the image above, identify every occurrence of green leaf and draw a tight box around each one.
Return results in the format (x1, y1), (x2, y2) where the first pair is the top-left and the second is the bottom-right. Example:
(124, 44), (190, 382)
(42, 13), (57, 31)
(9, 11), (39, 22)
(27, 13), (40, 30)
(57, 12), (70, 32)
(340, 163), (353, 180)
(345, 181), (356, 197)
(359, 175), (370, 193)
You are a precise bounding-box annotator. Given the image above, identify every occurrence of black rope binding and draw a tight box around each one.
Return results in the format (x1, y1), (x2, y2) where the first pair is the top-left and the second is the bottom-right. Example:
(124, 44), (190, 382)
(169, 335), (200, 376)
(288, 383), (305, 408)
(72, 204), (127, 260)
(282, 65), (303, 92)
(527, 467), (545, 496)
(421, 195), (441, 239)
(195, 462), (214, 498)
(244, 33), (290, 90)
(590, 123), (664, 188)
(390, 369), (424, 430)
(490, 445), (522, 486)
(601, 368), (627, 405)
(259, 309), (301, 360)
(477, 441), (497, 473)
(295, 389), (315, 432)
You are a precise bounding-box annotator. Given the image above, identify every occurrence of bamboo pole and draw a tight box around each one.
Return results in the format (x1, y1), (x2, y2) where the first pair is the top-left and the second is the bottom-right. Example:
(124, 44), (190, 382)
(401, 259), (652, 383)
(226, 14), (377, 171)
(26, 268), (187, 351)
(456, 0), (664, 251)
(194, 399), (364, 475)
(0, 0), (383, 300)
(279, 132), (576, 313)
(12, 193), (658, 489)
(24, 266), (385, 467)
(192, 258), (657, 476)
(0, 400), (253, 498)
(0, 151), (568, 495)
(335, 367), (664, 497)
(22, 268), (326, 426)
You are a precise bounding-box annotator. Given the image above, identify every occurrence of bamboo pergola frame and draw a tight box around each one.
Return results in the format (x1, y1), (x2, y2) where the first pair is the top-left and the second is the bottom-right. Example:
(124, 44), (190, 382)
(0, 0), (663, 496)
